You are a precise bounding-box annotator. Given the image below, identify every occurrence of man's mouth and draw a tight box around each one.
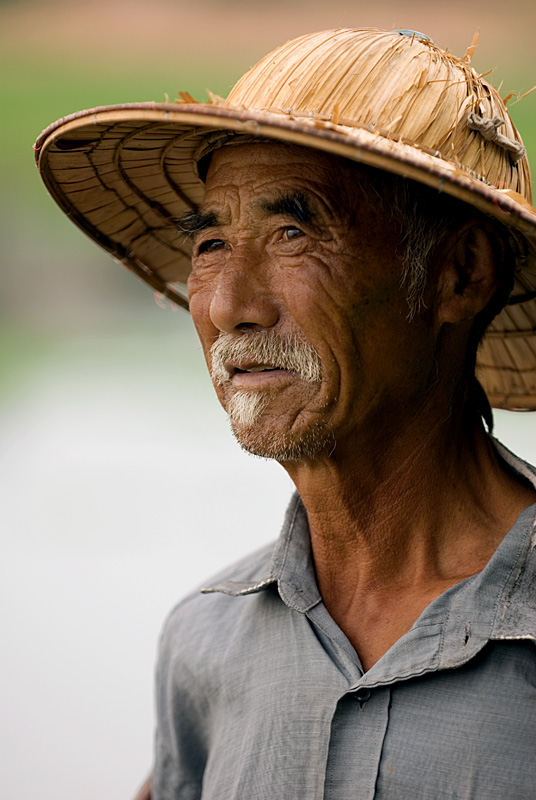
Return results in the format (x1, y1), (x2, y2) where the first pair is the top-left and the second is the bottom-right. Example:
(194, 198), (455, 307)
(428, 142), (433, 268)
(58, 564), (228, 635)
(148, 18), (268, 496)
(233, 364), (285, 375)
(226, 362), (293, 385)
(210, 332), (322, 387)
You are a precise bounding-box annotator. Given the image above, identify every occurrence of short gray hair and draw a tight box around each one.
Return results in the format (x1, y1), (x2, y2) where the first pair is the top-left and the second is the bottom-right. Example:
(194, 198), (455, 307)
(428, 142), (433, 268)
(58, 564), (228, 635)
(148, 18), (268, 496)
(364, 171), (515, 332)
(390, 180), (454, 320)
(369, 173), (516, 432)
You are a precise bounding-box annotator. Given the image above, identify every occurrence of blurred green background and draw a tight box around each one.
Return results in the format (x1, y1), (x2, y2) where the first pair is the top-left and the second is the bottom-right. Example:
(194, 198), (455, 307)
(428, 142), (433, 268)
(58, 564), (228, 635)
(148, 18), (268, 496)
(1, 2), (534, 799)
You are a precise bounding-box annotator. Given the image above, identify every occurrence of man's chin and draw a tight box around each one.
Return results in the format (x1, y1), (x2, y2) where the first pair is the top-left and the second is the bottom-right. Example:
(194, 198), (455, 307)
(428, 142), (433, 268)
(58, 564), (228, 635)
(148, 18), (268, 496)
(224, 388), (333, 462)
(229, 416), (334, 463)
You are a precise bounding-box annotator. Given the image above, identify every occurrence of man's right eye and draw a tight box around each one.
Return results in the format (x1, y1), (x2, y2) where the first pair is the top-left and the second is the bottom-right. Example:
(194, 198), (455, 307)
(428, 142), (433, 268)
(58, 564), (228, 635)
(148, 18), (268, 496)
(197, 239), (226, 254)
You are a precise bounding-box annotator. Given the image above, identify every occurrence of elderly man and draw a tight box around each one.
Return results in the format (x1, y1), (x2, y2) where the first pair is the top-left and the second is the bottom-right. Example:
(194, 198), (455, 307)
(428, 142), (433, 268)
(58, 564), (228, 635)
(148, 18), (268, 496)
(35, 28), (536, 800)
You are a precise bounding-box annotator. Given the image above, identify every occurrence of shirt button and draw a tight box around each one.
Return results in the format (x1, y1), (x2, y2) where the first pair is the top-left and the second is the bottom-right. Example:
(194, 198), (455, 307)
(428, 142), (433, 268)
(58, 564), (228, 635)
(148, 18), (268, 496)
(354, 688), (371, 703)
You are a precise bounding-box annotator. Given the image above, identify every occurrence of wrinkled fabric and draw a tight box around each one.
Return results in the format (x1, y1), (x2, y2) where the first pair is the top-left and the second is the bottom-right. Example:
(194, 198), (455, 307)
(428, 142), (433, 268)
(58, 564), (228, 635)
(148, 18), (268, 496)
(154, 440), (536, 800)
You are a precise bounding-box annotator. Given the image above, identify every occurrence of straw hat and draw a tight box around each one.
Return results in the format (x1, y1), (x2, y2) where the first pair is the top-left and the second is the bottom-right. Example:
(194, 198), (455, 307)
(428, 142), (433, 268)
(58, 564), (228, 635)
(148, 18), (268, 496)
(34, 28), (536, 409)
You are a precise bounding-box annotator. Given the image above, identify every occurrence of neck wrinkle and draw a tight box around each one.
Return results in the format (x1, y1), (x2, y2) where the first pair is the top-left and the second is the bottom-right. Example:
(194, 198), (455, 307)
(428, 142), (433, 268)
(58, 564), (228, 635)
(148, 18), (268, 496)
(285, 405), (531, 595)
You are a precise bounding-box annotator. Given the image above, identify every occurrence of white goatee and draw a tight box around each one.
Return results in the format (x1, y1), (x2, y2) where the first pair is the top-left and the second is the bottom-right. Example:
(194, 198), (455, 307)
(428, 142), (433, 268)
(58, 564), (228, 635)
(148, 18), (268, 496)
(227, 391), (268, 427)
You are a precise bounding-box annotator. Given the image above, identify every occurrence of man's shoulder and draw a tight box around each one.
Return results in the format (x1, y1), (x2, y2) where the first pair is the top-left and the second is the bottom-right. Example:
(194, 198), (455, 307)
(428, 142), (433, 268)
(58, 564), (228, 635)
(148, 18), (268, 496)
(199, 538), (278, 593)
(159, 539), (277, 641)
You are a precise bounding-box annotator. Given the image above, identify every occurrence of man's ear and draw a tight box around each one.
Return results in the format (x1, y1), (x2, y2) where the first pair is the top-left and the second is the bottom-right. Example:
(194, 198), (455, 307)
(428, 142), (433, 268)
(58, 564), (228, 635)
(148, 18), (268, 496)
(437, 221), (502, 326)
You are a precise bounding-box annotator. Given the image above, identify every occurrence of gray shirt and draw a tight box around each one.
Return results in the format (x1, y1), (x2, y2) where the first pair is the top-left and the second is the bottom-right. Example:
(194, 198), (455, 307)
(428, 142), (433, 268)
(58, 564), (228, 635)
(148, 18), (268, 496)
(154, 441), (536, 800)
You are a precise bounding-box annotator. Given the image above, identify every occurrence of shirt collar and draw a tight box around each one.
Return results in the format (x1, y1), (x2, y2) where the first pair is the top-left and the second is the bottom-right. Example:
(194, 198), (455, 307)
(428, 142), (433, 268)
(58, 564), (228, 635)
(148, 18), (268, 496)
(202, 439), (536, 650)
(201, 492), (321, 610)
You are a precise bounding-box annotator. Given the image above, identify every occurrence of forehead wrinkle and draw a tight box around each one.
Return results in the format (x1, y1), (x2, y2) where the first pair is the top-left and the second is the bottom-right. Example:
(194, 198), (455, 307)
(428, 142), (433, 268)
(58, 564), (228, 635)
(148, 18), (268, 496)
(198, 180), (248, 228)
(208, 143), (361, 221)
(203, 163), (347, 235)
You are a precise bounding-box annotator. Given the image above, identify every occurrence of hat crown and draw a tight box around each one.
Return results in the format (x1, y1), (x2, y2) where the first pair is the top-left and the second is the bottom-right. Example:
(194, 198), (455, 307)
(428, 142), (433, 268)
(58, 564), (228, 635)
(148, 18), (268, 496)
(226, 28), (531, 203)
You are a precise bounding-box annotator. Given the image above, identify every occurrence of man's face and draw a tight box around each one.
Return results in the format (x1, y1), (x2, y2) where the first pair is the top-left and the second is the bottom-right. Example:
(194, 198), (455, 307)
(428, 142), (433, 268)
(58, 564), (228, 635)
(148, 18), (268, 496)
(187, 143), (440, 462)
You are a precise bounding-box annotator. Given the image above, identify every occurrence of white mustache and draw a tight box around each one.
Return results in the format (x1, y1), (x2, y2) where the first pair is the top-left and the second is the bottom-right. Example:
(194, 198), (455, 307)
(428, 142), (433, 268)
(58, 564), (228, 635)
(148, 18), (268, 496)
(210, 331), (322, 386)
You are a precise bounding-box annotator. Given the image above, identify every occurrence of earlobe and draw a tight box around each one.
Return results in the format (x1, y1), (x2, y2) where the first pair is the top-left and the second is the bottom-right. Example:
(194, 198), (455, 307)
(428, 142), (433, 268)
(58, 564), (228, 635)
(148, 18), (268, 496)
(437, 222), (501, 326)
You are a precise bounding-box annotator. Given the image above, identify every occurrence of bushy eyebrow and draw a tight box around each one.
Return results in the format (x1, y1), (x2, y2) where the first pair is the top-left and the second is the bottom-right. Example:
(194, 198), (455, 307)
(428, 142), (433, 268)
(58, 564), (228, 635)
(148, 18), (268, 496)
(260, 192), (314, 224)
(174, 209), (219, 239)
(175, 191), (314, 239)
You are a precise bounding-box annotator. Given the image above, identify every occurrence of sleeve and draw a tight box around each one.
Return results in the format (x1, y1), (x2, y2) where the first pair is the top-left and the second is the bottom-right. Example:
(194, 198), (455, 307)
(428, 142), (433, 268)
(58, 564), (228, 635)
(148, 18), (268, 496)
(152, 604), (211, 800)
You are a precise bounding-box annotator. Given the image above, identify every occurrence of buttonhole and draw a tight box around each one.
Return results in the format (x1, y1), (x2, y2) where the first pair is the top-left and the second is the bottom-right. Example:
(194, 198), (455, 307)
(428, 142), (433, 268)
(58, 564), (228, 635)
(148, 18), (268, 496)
(463, 622), (471, 647)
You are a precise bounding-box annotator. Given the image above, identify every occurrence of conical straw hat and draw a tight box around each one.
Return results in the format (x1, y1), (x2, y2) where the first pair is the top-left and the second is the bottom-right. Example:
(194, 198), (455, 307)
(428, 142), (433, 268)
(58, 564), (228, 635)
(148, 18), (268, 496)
(34, 28), (536, 409)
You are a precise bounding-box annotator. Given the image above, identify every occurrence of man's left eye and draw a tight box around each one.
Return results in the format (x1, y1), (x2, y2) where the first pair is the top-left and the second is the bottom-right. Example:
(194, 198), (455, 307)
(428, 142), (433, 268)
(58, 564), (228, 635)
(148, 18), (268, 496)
(283, 226), (304, 241)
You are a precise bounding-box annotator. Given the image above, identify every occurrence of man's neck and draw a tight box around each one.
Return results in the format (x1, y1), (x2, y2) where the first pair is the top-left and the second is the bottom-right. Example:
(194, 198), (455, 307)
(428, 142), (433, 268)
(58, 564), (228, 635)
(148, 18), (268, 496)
(282, 406), (535, 670)
(284, 406), (535, 595)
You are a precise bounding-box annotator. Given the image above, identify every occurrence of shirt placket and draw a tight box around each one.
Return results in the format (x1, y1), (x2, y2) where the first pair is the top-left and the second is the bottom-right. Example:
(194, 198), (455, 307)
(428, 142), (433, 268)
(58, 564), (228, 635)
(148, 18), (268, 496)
(324, 686), (391, 800)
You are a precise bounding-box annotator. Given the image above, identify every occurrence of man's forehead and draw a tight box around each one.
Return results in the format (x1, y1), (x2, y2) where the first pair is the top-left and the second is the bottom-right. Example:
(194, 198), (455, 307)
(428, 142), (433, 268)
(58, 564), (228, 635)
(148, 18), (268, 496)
(206, 140), (319, 169)
(199, 183), (319, 221)
(200, 141), (362, 218)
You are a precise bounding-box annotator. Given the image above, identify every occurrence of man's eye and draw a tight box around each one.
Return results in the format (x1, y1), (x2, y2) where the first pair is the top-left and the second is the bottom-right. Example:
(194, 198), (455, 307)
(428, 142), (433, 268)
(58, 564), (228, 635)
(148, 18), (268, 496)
(197, 239), (226, 254)
(283, 226), (304, 241)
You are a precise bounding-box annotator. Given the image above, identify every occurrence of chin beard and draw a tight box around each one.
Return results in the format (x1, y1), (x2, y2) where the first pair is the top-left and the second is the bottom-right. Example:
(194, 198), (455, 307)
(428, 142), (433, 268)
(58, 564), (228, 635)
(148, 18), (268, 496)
(227, 390), (334, 462)
(227, 391), (268, 426)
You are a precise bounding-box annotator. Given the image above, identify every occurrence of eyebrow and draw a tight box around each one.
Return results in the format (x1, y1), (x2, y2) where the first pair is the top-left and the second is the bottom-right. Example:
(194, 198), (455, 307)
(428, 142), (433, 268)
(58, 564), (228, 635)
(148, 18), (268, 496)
(174, 190), (315, 239)
(174, 209), (219, 239)
(260, 192), (314, 224)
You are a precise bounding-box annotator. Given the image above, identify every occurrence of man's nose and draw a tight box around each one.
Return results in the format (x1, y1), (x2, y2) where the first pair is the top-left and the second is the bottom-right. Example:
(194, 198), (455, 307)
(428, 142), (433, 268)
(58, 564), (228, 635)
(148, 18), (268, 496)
(209, 243), (280, 333)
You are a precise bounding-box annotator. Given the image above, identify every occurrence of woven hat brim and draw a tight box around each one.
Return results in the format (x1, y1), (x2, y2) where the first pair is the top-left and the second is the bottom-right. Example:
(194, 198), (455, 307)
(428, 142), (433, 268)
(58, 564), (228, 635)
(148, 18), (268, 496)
(34, 103), (536, 409)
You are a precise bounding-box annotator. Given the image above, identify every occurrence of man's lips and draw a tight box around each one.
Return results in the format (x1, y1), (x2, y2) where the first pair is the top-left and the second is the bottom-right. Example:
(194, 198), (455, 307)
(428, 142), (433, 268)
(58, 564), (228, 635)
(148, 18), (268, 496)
(229, 362), (283, 376)
(224, 362), (295, 387)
